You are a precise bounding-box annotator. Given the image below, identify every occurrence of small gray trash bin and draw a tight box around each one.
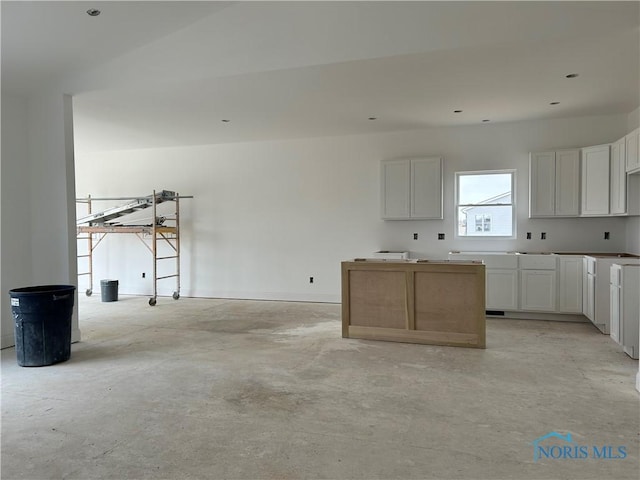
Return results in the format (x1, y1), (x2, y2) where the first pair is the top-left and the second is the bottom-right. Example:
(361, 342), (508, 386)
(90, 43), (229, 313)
(100, 280), (118, 302)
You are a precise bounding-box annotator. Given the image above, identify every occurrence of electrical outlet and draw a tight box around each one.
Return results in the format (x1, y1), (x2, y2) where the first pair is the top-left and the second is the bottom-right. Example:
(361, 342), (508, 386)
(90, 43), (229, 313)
(413, 233), (418, 240)
(438, 233), (445, 240)
(541, 232), (546, 240)
(309, 277), (314, 284)
(142, 272), (146, 278)
(526, 232), (532, 240)
(604, 231), (610, 240)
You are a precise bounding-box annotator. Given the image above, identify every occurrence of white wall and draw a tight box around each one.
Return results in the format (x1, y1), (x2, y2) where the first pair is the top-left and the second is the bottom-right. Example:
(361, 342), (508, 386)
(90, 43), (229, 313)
(628, 107), (640, 131)
(1, 96), (32, 347)
(1, 93), (80, 348)
(27, 95), (78, 284)
(626, 217), (640, 255)
(76, 113), (632, 303)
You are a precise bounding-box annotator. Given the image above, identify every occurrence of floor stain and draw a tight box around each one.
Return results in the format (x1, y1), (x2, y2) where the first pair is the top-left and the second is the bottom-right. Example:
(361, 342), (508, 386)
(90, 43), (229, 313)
(224, 380), (311, 414)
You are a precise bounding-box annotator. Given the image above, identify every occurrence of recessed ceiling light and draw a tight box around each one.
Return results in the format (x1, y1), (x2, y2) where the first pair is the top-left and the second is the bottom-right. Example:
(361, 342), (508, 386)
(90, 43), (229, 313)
(565, 73), (579, 78)
(86, 8), (101, 16)
(454, 110), (463, 113)
(221, 119), (230, 123)
(550, 101), (560, 105)
(482, 119), (490, 123)
(368, 117), (377, 121)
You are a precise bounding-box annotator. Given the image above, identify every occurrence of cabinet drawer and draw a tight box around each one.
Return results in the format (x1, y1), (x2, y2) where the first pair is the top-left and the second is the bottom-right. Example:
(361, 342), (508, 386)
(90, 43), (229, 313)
(481, 255), (518, 269)
(518, 255), (557, 270)
(449, 254), (518, 269)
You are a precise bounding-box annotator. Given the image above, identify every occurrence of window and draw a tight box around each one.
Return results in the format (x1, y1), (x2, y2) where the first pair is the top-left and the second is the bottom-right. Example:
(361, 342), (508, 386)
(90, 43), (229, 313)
(475, 214), (491, 232)
(456, 170), (515, 237)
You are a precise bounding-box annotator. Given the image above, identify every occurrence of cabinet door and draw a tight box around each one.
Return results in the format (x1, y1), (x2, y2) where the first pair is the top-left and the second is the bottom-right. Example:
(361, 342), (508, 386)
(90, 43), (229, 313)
(529, 152), (556, 217)
(582, 258), (589, 315)
(609, 284), (621, 344)
(585, 274), (595, 321)
(381, 160), (410, 219)
(555, 149), (580, 216)
(610, 138), (627, 215)
(559, 256), (583, 313)
(411, 157), (443, 219)
(486, 269), (518, 310)
(626, 128), (640, 173)
(520, 270), (557, 312)
(581, 145), (610, 216)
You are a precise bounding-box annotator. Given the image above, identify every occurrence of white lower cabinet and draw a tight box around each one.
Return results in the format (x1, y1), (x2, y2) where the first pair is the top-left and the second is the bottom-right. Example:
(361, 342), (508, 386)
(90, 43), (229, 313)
(447, 253), (640, 322)
(518, 254), (557, 312)
(583, 256), (640, 333)
(448, 253), (518, 310)
(583, 256), (595, 321)
(584, 270), (596, 321)
(449, 252), (587, 316)
(610, 264), (640, 359)
(520, 270), (556, 311)
(486, 269), (518, 310)
(558, 256), (583, 313)
(609, 283), (620, 343)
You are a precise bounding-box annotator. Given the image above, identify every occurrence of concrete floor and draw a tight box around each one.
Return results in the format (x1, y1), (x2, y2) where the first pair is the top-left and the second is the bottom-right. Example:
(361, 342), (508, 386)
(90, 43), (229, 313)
(2, 295), (639, 480)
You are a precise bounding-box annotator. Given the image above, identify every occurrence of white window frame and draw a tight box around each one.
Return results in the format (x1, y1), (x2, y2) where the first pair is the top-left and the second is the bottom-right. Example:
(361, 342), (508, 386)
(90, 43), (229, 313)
(455, 169), (516, 239)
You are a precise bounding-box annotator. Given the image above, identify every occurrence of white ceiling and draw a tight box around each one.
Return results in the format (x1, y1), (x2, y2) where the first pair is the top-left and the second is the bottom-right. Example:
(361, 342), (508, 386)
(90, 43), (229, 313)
(2, 1), (639, 152)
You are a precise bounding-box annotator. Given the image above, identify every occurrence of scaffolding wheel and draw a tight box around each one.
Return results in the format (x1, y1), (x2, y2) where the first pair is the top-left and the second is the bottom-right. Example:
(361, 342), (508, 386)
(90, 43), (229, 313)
(172, 292), (180, 300)
(149, 297), (157, 306)
(85, 289), (92, 297)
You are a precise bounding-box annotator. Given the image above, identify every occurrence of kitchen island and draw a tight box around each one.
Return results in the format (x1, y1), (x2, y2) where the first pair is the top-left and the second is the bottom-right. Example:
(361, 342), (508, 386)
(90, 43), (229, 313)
(342, 259), (486, 349)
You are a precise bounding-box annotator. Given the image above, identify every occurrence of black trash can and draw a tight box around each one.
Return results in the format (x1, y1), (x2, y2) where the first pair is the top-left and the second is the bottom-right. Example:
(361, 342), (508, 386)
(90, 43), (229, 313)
(100, 279), (118, 302)
(9, 285), (76, 367)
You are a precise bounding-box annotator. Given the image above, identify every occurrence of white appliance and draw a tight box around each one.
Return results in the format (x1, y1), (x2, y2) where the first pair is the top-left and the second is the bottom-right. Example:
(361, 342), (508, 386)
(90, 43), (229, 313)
(372, 251), (409, 260)
(609, 264), (640, 359)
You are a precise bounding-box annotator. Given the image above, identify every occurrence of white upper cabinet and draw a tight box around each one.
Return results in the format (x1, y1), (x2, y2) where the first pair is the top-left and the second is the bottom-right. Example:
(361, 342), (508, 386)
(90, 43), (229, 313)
(610, 137), (627, 215)
(555, 150), (581, 216)
(626, 128), (640, 174)
(581, 144), (611, 216)
(529, 149), (579, 217)
(410, 158), (443, 219)
(381, 160), (411, 219)
(381, 157), (442, 220)
(529, 151), (555, 217)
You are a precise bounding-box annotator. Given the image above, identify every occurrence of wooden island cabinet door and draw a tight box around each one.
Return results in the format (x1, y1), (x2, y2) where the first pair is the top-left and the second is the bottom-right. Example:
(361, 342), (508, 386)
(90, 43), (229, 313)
(342, 260), (485, 349)
(347, 270), (407, 330)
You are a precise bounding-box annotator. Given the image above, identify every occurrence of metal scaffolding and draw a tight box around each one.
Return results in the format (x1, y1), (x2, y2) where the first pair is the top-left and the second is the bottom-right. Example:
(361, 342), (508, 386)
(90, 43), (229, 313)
(76, 190), (191, 306)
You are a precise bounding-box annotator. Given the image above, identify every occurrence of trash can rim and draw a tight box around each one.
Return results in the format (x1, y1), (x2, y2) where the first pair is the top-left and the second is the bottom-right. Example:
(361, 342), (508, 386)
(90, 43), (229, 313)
(9, 285), (76, 296)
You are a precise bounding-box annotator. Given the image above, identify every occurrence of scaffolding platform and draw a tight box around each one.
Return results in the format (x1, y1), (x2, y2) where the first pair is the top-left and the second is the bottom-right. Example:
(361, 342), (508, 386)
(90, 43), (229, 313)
(76, 190), (191, 306)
